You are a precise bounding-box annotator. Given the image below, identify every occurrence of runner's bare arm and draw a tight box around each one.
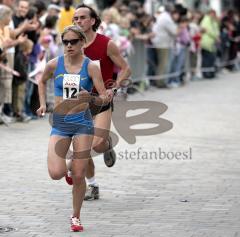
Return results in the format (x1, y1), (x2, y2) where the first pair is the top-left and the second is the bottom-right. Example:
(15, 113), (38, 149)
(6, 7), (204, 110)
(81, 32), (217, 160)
(37, 58), (57, 111)
(88, 61), (111, 105)
(107, 40), (131, 88)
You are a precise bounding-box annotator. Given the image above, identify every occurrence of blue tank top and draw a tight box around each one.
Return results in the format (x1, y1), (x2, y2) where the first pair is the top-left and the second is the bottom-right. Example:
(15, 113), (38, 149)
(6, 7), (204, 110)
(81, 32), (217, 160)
(53, 56), (93, 99)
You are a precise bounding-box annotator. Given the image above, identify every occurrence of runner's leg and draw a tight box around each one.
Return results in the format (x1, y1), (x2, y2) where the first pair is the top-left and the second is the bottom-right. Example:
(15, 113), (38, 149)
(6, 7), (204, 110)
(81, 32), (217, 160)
(93, 108), (116, 168)
(84, 109), (114, 200)
(48, 135), (71, 179)
(71, 134), (92, 217)
(91, 109), (112, 153)
(86, 108), (112, 181)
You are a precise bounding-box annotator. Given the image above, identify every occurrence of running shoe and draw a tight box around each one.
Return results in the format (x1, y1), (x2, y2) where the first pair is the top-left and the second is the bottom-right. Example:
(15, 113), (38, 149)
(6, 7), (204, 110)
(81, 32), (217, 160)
(71, 216), (83, 232)
(103, 136), (116, 167)
(65, 171), (73, 185)
(84, 184), (99, 201)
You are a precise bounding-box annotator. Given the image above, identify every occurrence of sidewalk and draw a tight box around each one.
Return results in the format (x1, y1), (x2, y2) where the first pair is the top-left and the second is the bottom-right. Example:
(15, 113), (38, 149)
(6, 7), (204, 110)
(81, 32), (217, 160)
(0, 72), (240, 237)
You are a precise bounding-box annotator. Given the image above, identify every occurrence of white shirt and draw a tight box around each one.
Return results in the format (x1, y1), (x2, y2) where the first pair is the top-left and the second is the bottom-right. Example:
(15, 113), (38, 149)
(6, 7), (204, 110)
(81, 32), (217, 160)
(151, 11), (177, 49)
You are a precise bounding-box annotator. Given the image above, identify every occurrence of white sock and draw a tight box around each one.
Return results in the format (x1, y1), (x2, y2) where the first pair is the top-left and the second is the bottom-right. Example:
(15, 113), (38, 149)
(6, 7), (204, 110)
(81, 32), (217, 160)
(66, 158), (72, 171)
(86, 176), (98, 187)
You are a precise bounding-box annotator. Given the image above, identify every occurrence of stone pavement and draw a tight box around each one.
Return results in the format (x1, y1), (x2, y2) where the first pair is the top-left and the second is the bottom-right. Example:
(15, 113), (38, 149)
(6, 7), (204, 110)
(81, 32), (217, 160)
(0, 72), (240, 237)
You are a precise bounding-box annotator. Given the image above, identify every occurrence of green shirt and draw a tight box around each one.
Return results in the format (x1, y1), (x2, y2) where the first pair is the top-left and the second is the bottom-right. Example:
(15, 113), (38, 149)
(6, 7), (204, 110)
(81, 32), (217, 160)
(200, 15), (219, 52)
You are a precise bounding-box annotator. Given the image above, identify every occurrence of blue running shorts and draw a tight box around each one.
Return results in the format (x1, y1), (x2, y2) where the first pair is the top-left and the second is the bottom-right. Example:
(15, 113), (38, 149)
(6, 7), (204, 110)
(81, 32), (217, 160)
(50, 109), (94, 137)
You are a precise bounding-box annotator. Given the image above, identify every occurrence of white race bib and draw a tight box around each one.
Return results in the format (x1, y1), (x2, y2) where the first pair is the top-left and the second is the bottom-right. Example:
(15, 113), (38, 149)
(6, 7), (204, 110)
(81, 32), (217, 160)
(63, 74), (81, 99)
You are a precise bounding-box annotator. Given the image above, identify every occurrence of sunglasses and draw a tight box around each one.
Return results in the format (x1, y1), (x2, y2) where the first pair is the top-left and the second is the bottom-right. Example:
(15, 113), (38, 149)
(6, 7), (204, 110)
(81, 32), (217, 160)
(62, 38), (81, 46)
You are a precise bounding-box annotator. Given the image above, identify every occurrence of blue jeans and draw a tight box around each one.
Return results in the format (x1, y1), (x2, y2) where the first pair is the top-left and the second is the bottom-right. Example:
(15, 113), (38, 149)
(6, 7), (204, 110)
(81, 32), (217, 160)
(24, 63), (35, 116)
(168, 47), (187, 84)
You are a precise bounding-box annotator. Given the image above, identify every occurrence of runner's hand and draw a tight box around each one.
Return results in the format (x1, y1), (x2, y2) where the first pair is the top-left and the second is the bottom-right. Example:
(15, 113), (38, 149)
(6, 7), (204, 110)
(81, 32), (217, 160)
(106, 89), (114, 100)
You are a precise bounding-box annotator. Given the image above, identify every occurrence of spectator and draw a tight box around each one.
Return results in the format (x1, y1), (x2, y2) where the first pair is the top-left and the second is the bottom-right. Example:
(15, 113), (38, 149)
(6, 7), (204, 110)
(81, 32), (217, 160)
(40, 15), (59, 46)
(24, 7), (42, 118)
(12, 0), (30, 28)
(189, 10), (202, 81)
(47, 4), (61, 17)
(219, 15), (232, 70)
(151, 4), (178, 87)
(12, 38), (33, 122)
(5, 0), (38, 118)
(118, 4), (129, 17)
(57, 0), (75, 33)
(40, 4), (61, 26)
(100, 9), (121, 40)
(200, 9), (220, 78)
(127, 2), (152, 90)
(168, 16), (191, 87)
(34, 1), (47, 23)
(224, 10), (240, 71)
(145, 16), (158, 81)
(11, 1), (38, 36)
(39, 15), (59, 111)
(0, 4), (27, 123)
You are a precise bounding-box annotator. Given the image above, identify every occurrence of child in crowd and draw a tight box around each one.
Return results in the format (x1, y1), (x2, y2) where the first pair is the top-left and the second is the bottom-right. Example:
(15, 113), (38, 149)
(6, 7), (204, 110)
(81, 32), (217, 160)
(12, 39), (33, 122)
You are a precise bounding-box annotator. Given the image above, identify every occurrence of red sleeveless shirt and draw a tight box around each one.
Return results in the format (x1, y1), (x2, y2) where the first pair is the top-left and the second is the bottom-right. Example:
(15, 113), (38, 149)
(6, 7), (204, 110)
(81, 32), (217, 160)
(84, 33), (114, 89)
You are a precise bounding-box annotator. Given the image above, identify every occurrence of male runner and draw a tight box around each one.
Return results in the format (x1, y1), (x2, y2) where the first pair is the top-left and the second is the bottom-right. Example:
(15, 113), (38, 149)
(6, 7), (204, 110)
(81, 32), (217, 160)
(66, 4), (131, 200)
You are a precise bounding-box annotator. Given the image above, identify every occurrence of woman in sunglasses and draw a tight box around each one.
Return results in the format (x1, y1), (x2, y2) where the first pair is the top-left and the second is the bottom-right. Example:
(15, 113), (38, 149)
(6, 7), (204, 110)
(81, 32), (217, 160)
(37, 25), (110, 232)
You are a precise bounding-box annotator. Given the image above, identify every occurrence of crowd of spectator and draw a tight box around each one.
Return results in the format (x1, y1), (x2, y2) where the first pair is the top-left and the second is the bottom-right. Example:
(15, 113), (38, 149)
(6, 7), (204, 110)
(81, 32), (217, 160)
(0, 0), (240, 125)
